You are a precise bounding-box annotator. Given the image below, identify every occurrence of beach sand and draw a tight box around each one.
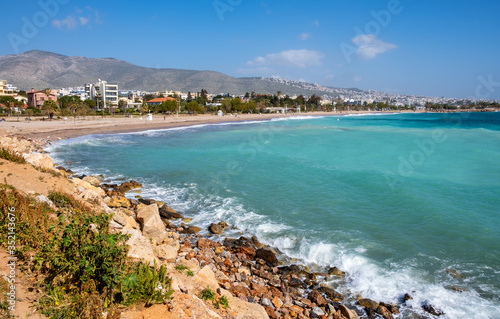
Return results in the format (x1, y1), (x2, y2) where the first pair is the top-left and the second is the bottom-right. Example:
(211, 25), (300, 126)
(0, 111), (400, 141)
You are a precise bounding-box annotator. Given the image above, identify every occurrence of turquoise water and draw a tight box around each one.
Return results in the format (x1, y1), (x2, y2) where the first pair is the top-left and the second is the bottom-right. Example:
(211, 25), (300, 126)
(50, 113), (500, 318)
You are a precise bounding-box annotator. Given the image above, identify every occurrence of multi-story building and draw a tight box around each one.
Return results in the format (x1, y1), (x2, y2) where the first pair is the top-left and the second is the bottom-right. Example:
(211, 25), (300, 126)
(27, 88), (58, 108)
(0, 80), (16, 96)
(85, 79), (119, 109)
(59, 86), (89, 101)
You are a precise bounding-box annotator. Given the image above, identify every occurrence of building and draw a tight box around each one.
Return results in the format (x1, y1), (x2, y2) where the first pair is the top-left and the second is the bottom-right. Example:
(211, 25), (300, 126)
(59, 86), (89, 101)
(146, 97), (177, 106)
(85, 79), (119, 109)
(0, 80), (16, 96)
(27, 89), (58, 108)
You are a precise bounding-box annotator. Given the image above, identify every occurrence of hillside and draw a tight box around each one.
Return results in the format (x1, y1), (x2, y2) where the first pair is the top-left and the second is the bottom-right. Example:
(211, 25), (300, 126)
(0, 50), (336, 96)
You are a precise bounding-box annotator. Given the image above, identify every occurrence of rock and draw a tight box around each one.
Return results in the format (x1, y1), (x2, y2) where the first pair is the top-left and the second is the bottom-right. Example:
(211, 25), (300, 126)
(136, 203), (167, 243)
(105, 196), (130, 208)
(446, 268), (464, 279)
(237, 246), (256, 259)
(138, 198), (156, 205)
(422, 303), (444, 316)
(208, 223), (224, 235)
(272, 296), (283, 309)
(403, 293), (413, 302)
(252, 235), (265, 248)
(377, 305), (393, 319)
(358, 298), (379, 310)
(338, 304), (358, 319)
(195, 266), (220, 291)
(218, 221), (229, 229)
(255, 248), (279, 267)
(328, 266), (344, 276)
(82, 175), (101, 187)
(159, 205), (184, 219)
(156, 241), (180, 262)
(229, 285), (251, 298)
(121, 228), (158, 265)
(35, 195), (55, 208)
(264, 305), (276, 318)
(379, 302), (399, 314)
(309, 290), (328, 307)
(186, 226), (202, 234)
(23, 153), (54, 170)
(311, 306), (326, 318)
(117, 180), (142, 193)
(261, 297), (273, 308)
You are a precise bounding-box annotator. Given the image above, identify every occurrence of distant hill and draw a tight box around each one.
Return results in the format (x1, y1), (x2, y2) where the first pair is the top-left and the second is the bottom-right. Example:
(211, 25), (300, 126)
(0, 50), (344, 97)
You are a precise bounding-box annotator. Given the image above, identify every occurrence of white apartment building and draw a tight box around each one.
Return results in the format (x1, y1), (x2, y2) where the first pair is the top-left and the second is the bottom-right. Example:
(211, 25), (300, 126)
(85, 79), (119, 109)
(0, 80), (16, 96)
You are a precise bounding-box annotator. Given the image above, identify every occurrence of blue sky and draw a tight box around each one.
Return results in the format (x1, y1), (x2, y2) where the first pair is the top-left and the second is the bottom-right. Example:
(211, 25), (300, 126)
(1, 0), (500, 99)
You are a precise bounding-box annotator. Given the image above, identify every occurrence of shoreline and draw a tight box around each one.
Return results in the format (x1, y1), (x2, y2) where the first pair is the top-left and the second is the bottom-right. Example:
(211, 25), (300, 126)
(2, 110), (410, 141)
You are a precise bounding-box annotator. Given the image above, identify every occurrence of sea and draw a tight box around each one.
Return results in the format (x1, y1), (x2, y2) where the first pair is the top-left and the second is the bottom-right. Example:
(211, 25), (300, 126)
(48, 112), (500, 318)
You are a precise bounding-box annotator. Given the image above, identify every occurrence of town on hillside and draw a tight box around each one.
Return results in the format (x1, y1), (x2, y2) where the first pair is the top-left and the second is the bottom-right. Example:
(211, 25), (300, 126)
(1, 78), (499, 119)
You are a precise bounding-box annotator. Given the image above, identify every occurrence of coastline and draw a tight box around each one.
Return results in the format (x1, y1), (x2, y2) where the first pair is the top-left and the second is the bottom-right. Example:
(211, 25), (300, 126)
(2, 111), (408, 141)
(0, 112), (458, 318)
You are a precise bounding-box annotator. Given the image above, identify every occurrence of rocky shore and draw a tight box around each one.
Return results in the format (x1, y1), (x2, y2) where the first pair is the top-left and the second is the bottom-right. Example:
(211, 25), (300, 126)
(0, 135), (442, 319)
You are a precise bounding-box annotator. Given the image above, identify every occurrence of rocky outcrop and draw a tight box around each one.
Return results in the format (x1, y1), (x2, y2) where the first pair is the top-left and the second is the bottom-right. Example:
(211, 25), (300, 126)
(122, 228), (158, 266)
(136, 203), (167, 244)
(23, 152), (54, 170)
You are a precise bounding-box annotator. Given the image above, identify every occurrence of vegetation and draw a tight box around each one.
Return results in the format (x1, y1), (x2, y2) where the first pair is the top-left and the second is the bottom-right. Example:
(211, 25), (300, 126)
(199, 286), (229, 310)
(0, 148), (26, 164)
(0, 187), (173, 318)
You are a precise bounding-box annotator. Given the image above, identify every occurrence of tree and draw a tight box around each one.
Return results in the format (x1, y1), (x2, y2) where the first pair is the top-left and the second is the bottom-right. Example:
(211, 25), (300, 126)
(41, 100), (59, 120)
(84, 99), (96, 109)
(0, 96), (16, 116)
(58, 95), (81, 109)
(186, 101), (203, 114)
(160, 100), (177, 113)
(18, 90), (27, 97)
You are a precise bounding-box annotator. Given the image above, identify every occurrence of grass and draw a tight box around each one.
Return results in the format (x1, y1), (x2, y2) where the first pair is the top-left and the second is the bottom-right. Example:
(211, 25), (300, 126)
(199, 286), (229, 310)
(0, 148), (26, 164)
(0, 186), (174, 318)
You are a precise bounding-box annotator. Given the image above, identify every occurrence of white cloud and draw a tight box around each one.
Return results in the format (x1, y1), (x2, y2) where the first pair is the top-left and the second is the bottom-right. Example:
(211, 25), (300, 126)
(79, 17), (89, 26)
(52, 16), (77, 30)
(352, 35), (397, 59)
(298, 33), (311, 41)
(248, 49), (324, 68)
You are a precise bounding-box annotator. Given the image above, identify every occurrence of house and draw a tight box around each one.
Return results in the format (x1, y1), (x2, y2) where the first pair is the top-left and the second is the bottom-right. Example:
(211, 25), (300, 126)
(146, 97), (177, 106)
(27, 89), (58, 108)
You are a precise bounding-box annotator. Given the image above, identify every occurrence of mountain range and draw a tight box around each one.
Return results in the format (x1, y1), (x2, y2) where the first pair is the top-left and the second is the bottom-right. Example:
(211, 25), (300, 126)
(0, 50), (346, 97)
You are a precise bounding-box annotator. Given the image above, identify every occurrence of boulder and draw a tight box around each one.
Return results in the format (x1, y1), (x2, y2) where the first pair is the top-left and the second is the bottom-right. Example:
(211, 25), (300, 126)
(23, 153), (54, 170)
(82, 175), (101, 187)
(311, 306), (326, 318)
(156, 241), (180, 262)
(338, 304), (358, 319)
(195, 266), (220, 291)
(218, 221), (229, 229)
(105, 196), (130, 208)
(377, 305), (393, 319)
(121, 228), (158, 265)
(358, 298), (379, 310)
(117, 180), (142, 193)
(186, 226), (202, 234)
(255, 248), (278, 267)
(136, 203), (167, 243)
(308, 290), (328, 307)
(208, 223), (224, 235)
(328, 266), (344, 276)
(319, 286), (344, 301)
(159, 205), (184, 219)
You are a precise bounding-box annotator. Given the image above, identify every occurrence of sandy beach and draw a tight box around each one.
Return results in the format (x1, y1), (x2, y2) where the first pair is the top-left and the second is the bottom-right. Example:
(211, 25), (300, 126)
(1, 111), (402, 141)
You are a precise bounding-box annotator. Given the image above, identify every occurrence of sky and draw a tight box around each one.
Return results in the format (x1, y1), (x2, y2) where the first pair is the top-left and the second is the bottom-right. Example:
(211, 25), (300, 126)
(1, 0), (500, 99)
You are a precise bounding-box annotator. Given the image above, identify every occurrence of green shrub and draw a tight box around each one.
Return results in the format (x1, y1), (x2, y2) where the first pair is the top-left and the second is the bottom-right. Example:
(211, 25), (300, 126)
(0, 148), (26, 164)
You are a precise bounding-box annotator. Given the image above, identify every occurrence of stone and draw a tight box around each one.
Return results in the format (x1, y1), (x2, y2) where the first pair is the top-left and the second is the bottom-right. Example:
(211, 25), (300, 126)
(319, 286), (344, 301)
(328, 267), (344, 276)
(82, 175), (101, 187)
(272, 296), (283, 309)
(358, 298), (379, 310)
(308, 290), (328, 307)
(238, 246), (256, 259)
(156, 241), (180, 262)
(377, 305), (393, 319)
(121, 228), (157, 265)
(252, 235), (265, 248)
(159, 205), (184, 219)
(230, 285), (251, 298)
(138, 198), (156, 205)
(311, 307), (326, 318)
(186, 226), (202, 234)
(379, 302), (399, 314)
(218, 221), (229, 228)
(117, 180), (142, 193)
(195, 266), (220, 291)
(23, 152), (54, 170)
(208, 223), (224, 235)
(338, 304), (358, 319)
(105, 196), (130, 208)
(264, 305), (276, 319)
(422, 304), (444, 316)
(255, 248), (279, 267)
(136, 203), (167, 243)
